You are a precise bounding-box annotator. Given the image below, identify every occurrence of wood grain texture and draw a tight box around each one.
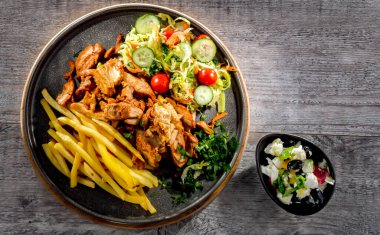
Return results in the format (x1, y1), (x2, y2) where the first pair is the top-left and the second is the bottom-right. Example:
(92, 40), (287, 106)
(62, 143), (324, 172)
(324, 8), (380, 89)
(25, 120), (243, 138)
(1, 0), (379, 234)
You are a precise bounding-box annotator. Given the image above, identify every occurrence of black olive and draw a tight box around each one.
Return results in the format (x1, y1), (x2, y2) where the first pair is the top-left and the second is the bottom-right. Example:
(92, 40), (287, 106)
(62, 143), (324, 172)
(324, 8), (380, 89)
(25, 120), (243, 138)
(310, 189), (324, 204)
(303, 146), (312, 157)
(287, 160), (303, 171)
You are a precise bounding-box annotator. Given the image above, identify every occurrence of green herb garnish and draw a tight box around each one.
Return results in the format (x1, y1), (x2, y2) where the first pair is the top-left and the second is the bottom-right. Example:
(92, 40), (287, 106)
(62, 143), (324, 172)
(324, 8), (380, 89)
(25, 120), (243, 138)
(160, 123), (239, 205)
(123, 132), (133, 139)
(73, 49), (82, 58)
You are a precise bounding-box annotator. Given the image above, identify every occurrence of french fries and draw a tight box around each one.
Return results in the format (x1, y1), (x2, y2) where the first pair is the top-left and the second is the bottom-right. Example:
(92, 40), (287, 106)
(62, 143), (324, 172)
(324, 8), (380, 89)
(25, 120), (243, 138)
(40, 89), (157, 213)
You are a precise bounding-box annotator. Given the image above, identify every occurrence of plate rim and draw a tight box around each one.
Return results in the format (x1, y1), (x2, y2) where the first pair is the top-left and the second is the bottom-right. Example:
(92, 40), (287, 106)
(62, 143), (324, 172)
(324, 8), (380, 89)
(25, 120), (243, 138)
(20, 3), (250, 229)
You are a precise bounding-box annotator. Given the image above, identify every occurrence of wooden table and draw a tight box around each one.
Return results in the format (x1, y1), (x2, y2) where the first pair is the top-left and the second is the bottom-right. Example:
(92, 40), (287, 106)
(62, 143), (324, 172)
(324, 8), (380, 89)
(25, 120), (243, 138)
(1, 0), (379, 234)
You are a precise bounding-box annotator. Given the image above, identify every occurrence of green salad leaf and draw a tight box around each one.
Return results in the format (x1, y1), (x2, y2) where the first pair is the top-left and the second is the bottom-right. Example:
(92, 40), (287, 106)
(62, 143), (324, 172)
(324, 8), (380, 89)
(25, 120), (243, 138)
(279, 146), (294, 160)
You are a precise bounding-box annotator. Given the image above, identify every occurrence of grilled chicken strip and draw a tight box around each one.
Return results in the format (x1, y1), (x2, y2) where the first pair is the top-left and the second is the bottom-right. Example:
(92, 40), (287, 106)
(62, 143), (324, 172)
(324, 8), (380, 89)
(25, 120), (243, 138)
(56, 78), (75, 106)
(75, 43), (105, 77)
(83, 58), (125, 96)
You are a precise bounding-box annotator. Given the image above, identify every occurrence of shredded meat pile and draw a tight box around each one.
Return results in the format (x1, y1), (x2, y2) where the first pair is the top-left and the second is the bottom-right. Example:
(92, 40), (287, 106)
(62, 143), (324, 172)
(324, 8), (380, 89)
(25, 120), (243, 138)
(56, 34), (198, 168)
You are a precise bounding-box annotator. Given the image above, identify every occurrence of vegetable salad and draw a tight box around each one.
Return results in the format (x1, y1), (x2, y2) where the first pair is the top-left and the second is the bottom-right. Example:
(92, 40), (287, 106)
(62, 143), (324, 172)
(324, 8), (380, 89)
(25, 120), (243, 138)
(261, 138), (335, 205)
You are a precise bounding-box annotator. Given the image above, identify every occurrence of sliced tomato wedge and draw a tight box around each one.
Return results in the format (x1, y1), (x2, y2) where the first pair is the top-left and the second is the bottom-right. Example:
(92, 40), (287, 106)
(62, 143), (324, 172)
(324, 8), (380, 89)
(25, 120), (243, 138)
(194, 34), (210, 41)
(313, 165), (329, 184)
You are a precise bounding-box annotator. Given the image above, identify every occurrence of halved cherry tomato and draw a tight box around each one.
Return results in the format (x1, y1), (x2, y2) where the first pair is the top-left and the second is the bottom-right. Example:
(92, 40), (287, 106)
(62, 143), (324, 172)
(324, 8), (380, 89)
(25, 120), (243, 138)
(150, 73), (170, 94)
(197, 68), (218, 86)
(194, 34), (210, 41)
(163, 27), (175, 40)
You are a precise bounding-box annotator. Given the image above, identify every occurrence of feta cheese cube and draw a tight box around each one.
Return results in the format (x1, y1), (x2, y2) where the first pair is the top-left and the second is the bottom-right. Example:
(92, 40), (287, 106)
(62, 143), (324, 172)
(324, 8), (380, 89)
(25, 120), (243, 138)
(277, 192), (293, 205)
(291, 145), (306, 160)
(264, 138), (284, 157)
(261, 164), (279, 183)
(305, 173), (319, 189)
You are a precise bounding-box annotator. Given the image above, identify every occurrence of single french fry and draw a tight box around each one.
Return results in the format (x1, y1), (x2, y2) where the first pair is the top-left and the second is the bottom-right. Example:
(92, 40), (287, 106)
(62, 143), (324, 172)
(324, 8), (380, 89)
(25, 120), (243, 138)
(54, 142), (74, 163)
(49, 129), (80, 158)
(98, 128), (115, 142)
(86, 138), (101, 166)
(89, 138), (100, 155)
(131, 191), (147, 210)
(70, 152), (82, 188)
(48, 129), (63, 143)
(112, 142), (134, 167)
(41, 89), (79, 122)
(145, 196), (157, 214)
(92, 119), (144, 162)
(42, 144), (63, 173)
(129, 170), (154, 188)
(41, 99), (77, 144)
(71, 109), (115, 141)
(48, 141), (70, 176)
(56, 131), (125, 199)
(76, 177), (95, 188)
(110, 170), (129, 190)
(95, 140), (136, 189)
(70, 109), (97, 128)
(133, 169), (159, 187)
(123, 192), (145, 204)
(137, 188), (156, 214)
(82, 163), (119, 198)
(78, 132), (87, 147)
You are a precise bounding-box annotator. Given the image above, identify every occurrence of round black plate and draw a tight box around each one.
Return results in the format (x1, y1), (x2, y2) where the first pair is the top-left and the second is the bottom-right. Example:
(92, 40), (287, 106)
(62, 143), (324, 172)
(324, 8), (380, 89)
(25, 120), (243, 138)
(21, 4), (249, 228)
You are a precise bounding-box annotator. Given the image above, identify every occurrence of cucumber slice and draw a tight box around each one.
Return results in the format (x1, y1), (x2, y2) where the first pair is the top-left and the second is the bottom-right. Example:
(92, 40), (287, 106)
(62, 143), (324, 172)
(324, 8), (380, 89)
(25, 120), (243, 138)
(192, 38), (217, 62)
(172, 42), (192, 61)
(194, 85), (213, 106)
(132, 47), (154, 68)
(135, 14), (161, 34)
(217, 91), (226, 113)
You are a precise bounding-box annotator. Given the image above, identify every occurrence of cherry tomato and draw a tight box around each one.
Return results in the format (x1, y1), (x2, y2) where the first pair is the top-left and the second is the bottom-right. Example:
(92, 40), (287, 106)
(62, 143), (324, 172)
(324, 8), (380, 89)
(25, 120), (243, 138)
(150, 73), (170, 93)
(197, 68), (218, 86)
(163, 27), (175, 40)
(194, 34), (210, 41)
(313, 165), (329, 184)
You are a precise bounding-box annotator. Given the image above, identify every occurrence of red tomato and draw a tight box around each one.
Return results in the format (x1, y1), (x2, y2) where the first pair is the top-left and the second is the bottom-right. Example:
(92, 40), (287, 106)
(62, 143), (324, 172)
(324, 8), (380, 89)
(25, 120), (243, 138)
(313, 165), (329, 184)
(150, 73), (170, 93)
(163, 27), (175, 40)
(194, 34), (210, 41)
(197, 68), (218, 85)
